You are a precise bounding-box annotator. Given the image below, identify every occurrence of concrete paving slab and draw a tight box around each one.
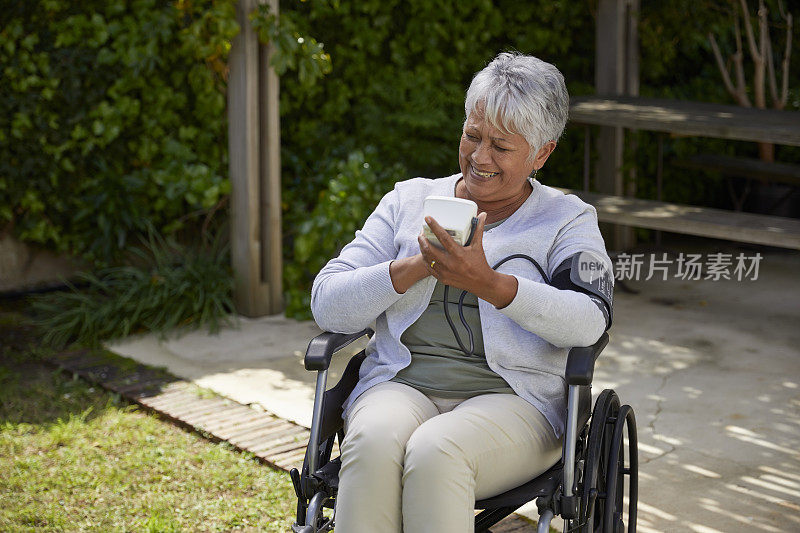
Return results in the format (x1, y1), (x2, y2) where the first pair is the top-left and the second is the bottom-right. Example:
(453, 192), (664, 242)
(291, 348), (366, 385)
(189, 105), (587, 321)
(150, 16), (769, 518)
(108, 244), (800, 532)
(107, 314), (366, 427)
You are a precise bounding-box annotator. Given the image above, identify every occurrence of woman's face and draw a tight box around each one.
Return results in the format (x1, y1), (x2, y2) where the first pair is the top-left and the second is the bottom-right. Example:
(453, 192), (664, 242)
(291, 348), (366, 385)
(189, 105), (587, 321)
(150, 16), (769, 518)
(458, 111), (554, 204)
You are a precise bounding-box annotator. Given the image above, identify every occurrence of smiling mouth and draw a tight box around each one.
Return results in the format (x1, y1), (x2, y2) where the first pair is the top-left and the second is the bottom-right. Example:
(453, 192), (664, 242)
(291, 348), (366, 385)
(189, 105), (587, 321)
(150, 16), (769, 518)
(472, 166), (499, 178)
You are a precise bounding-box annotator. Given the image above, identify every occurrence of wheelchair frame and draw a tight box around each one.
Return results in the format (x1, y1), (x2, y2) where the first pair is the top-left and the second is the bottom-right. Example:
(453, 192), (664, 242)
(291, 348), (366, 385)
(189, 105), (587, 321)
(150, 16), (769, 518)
(290, 329), (638, 533)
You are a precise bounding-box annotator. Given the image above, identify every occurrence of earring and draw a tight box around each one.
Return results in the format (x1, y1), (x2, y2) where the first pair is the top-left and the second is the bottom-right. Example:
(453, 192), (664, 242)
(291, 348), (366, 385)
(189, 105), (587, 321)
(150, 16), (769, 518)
(531, 168), (539, 179)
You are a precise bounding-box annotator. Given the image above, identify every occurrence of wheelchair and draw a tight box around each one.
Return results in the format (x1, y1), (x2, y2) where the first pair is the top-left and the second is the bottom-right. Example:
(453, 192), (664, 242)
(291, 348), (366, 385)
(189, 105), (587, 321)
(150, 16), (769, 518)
(290, 329), (638, 532)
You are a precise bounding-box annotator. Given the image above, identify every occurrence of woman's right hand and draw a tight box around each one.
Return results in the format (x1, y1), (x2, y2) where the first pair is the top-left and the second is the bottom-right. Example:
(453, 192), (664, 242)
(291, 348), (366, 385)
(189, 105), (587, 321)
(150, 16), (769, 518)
(389, 253), (430, 294)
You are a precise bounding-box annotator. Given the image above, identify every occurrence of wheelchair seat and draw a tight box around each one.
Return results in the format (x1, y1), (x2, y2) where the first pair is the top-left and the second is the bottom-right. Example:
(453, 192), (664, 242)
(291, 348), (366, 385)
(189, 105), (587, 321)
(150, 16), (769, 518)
(473, 385), (592, 511)
(290, 330), (638, 533)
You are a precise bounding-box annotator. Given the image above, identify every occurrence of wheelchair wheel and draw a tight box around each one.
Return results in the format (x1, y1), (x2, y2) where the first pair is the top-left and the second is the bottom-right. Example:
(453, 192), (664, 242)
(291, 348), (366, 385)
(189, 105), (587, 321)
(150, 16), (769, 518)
(577, 389), (638, 532)
(292, 489), (334, 533)
(603, 404), (637, 533)
(578, 389), (618, 532)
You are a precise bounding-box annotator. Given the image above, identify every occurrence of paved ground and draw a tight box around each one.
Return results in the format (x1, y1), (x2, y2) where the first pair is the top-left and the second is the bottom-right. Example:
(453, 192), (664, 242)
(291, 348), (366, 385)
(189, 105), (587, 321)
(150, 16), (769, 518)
(109, 240), (800, 532)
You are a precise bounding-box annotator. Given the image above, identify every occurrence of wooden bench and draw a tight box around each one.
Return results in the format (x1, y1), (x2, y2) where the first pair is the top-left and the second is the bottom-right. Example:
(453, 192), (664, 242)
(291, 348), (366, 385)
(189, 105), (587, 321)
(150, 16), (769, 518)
(568, 96), (800, 250)
(672, 154), (800, 211)
(569, 96), (800, 146)
(672, 154), (800, 185)
(555, 187), (800, 250)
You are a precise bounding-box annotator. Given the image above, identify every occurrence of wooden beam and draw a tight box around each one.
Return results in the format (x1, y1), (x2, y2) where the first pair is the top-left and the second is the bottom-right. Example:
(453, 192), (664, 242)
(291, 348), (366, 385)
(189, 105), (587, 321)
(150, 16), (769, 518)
(228, 0), (282, 317)
(259, 0), (283, 313)
(595, 0), (639, 250)
(672, 154), (800, 185)
(571, 96), (800, 147)
(556, 188), (800, 250)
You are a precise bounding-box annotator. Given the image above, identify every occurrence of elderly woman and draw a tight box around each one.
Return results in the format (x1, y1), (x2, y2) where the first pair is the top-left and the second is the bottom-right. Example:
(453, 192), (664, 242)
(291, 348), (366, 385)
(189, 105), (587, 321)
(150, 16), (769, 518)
(311, 52), (613, 532)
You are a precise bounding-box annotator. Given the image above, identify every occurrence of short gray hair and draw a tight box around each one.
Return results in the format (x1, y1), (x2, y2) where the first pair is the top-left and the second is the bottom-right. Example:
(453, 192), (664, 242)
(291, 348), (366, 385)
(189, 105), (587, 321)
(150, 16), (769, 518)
(465, 52), (569, 157)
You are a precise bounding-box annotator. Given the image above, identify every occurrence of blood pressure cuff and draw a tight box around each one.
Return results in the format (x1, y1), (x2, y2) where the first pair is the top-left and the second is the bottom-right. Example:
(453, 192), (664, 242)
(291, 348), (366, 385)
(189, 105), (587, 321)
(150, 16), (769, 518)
(550, 252), (614, 329)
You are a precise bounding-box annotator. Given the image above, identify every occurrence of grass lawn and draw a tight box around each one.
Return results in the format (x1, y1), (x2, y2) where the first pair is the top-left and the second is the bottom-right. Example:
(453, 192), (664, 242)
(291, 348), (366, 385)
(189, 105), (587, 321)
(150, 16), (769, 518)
(0, 308), (297, 532)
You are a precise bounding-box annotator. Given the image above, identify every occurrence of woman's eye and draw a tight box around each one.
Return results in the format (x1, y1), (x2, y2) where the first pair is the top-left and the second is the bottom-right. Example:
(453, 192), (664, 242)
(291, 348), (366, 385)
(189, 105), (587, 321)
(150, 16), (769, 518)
(465, 133), (478, 141)
(494, 145), (509, 152)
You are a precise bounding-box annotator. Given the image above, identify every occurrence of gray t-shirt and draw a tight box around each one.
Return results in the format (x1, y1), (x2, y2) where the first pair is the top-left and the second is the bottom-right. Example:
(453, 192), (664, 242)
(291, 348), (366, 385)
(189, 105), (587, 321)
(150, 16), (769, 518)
(392, 219), (515, 398)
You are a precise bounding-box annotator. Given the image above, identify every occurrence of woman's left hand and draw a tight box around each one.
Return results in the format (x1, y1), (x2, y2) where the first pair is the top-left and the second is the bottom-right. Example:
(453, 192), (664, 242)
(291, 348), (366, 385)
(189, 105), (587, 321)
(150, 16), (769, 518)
(418, 213), (518, 308)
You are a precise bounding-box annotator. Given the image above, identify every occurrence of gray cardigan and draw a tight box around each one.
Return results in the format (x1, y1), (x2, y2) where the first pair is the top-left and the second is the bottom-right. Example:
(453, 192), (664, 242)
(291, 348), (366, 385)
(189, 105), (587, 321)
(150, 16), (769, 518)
(311, 174), (612, 437)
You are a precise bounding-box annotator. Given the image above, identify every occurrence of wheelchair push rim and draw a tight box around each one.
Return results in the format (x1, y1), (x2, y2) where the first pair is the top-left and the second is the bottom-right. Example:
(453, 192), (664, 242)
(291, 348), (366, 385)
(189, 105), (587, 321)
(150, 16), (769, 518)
(603, 404), (637, 533)
(576, 389), (638, 533)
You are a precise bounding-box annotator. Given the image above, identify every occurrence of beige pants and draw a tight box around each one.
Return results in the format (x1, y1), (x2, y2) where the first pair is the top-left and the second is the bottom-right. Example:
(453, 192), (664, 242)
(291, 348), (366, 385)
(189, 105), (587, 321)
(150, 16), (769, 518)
(334, 381), (562, 532)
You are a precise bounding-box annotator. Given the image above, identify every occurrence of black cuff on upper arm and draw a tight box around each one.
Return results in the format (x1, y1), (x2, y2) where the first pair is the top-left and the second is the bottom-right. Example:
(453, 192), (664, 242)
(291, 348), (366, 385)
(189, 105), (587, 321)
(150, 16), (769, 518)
(551, 255), (614, 329)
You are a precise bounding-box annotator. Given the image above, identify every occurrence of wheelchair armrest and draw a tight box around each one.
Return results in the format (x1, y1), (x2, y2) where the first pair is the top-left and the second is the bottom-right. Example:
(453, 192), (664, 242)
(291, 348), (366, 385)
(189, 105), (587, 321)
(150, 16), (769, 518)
(564, 332), (609, 386)
(304, 329), (374, 371)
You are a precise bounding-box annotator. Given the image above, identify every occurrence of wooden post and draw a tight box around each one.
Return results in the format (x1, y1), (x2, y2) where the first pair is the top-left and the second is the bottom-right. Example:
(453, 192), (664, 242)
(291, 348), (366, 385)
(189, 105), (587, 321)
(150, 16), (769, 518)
(596, 0), (639, 250)
(228, 0), (283, 316)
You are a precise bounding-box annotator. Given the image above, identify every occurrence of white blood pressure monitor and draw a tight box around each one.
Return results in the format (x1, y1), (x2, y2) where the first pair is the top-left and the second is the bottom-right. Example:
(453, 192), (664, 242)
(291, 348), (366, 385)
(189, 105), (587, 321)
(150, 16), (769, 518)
(422, 196), (478, 248)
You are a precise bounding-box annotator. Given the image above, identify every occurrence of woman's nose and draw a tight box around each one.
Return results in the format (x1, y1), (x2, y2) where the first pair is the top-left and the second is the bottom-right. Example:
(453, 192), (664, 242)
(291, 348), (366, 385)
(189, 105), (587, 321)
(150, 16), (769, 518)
(471, 141), (491, 165)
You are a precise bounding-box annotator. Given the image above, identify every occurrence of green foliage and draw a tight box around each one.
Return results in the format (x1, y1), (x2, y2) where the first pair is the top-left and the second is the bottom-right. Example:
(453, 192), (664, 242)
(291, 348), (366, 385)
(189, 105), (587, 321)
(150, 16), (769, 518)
(275, 0), (595, 179)
(640, 0), (799, 105)
(283, 149), (407, 318)
(29, 229), (234, 347)
(0, 0), (238, 265)
(250, 3), (332, 88)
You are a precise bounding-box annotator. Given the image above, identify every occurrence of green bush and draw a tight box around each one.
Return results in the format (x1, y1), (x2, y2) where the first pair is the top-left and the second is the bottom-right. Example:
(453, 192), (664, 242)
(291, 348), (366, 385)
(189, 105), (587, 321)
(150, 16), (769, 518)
(30, 228), (234, 347)
(282, 149), (407, 318)
(275, 0), (595, 179)
(0, 0), (238, 265)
